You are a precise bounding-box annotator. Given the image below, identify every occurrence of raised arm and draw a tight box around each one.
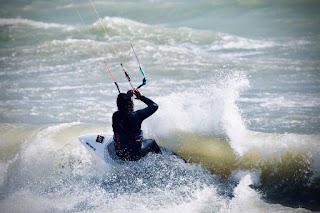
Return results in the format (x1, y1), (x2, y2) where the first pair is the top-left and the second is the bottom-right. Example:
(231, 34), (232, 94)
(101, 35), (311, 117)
(128, 89), (158, 121)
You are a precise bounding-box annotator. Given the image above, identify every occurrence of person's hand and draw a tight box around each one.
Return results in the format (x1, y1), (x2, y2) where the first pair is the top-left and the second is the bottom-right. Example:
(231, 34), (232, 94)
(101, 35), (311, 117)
(133, 89), (142, 99)
(127, 89), (134, 97)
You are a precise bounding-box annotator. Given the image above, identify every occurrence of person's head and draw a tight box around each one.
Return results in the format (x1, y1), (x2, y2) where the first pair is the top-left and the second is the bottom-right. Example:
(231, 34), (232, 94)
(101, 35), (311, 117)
(117, 93), (133, 112)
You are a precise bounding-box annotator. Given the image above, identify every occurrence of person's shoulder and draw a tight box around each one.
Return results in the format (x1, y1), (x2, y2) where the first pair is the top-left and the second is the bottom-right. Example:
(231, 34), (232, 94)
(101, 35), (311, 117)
(113, 111), (120, 117)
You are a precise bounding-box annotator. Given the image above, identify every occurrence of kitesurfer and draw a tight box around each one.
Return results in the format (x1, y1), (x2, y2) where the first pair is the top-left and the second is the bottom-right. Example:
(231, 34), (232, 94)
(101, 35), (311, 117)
(112, 89), (162, 161)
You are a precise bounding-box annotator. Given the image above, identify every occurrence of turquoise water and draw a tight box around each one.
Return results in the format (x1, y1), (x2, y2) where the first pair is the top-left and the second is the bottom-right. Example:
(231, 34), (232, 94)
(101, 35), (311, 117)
(1, 0), (320, 212)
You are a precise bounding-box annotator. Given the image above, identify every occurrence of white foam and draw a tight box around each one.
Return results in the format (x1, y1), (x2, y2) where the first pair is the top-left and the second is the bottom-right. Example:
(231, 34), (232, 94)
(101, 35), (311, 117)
(211, 33), (276, 50)
(0, 18), (74, 31)
(222, 174), (298, 213)
(0, 122), (226, 212)
(147, 72), (249, 140)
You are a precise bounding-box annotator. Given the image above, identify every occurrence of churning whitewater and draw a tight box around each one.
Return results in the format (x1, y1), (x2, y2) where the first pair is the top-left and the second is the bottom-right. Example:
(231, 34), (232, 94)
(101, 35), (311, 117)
(1, 0), (320, 212)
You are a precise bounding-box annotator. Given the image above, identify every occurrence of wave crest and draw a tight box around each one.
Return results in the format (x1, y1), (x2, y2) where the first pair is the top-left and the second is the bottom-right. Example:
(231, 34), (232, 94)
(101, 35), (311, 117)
(0, 17), (74, 30)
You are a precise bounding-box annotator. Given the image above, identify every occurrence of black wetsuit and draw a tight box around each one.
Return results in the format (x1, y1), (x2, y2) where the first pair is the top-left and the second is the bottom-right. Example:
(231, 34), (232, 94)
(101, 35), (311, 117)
(112, 96), (161, 161)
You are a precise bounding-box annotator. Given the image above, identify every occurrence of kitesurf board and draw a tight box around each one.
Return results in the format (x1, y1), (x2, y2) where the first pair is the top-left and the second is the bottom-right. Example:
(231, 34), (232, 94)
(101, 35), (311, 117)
(78, 133), (121, 166)
(78, 133), (186, 165)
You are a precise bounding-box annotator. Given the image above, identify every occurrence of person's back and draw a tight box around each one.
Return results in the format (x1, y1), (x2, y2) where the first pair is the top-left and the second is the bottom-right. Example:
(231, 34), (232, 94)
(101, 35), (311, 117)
(112, 89), (161, 161)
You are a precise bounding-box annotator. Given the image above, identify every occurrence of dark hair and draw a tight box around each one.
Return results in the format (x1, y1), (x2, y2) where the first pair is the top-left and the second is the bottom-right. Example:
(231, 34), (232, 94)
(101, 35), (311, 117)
(117, 93), (133, 112)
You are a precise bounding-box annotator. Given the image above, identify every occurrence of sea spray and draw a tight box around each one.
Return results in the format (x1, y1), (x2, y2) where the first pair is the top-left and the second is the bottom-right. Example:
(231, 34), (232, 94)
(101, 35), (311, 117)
(149, 71), (249, 137)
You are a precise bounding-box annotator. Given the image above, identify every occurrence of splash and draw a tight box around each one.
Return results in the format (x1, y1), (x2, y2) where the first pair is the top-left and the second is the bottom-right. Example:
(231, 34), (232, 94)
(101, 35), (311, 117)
(148, 71), (249, 138)
(0, 123), (230, 213)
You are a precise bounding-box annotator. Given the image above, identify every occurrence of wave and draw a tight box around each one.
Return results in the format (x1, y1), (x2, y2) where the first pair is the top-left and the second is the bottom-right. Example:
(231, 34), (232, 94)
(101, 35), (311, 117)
(210, 33), (276, 51)
(1, 121), (319, 211)
(71, 16), (279, 57)
(0, 122), (224, 212)
(164, 130), (320, 210)
(1, 15), (279, 60)
(0, 17), (76, 48)
(86, 16), (220, 45)
(2, 121), (319, 180)
(0, 17), (74, 31)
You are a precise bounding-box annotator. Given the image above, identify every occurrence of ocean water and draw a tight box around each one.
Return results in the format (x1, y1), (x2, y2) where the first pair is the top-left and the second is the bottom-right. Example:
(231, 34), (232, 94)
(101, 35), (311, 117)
(1, 0), (320, 212)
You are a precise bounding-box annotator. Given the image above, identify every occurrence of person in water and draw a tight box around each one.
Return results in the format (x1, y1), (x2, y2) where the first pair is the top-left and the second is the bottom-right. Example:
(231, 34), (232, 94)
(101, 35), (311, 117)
(112, 89), (162, 161)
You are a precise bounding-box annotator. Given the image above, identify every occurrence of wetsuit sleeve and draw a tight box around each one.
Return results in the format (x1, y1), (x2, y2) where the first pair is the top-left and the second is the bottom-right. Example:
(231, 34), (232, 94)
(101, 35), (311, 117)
(136, 96), (158, 121)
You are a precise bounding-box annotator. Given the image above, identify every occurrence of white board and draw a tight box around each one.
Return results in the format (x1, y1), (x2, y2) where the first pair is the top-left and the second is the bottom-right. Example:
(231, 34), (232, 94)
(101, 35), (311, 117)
(78, 133), (185, 165)
(78, 133), (122, 166)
